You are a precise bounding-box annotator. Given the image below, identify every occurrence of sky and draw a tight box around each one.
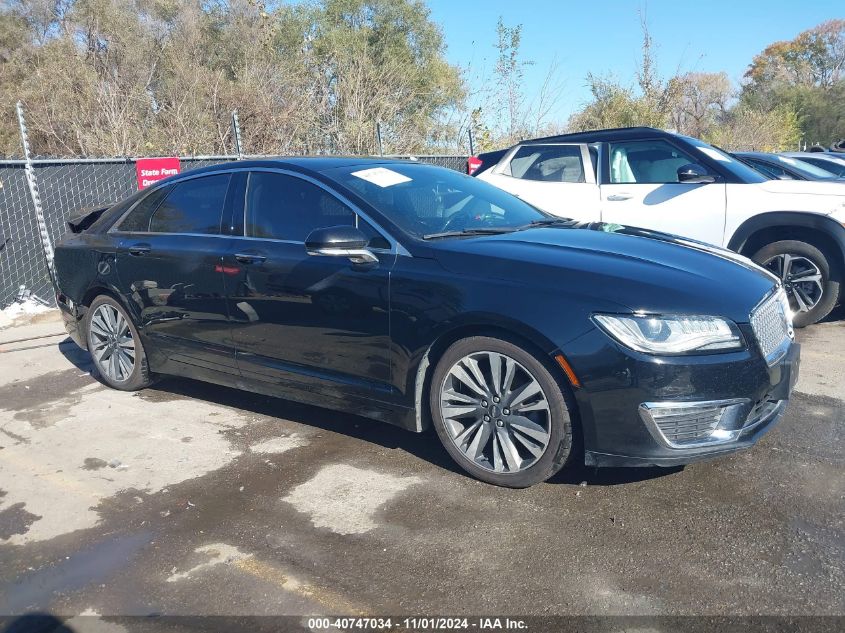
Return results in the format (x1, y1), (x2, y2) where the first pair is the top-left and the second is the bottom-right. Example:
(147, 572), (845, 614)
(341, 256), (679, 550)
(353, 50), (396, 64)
(426, 0), (845, 124)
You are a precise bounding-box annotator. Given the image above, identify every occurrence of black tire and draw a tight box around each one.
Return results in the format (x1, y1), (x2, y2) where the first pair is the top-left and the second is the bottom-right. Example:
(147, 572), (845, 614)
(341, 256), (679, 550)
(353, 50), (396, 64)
(85, 295), (155, 390)
(429, 336), (575, 488)
(752, 240), (840, 328)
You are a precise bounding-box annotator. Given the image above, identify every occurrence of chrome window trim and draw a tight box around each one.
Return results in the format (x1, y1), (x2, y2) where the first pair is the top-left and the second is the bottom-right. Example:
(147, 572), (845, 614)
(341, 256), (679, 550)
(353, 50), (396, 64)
(109, 166), (410, 257)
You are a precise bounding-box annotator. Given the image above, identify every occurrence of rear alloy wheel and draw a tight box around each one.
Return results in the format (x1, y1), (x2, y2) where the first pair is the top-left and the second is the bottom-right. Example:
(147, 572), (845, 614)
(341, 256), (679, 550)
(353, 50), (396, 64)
(430, 336), (574, 487)
(85, 295), (154, 390)
(752, 240), (840, 327)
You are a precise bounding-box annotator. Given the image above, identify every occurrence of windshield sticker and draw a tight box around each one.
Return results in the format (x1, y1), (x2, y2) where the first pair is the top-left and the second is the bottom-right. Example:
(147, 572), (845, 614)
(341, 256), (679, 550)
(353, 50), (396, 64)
(351, 167), (412, 188)
(697, 146), (730, 162)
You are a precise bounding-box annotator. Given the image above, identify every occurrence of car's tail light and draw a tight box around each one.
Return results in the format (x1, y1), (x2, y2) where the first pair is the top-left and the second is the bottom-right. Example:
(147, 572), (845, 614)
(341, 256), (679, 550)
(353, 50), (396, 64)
(467, 156), (482, 175)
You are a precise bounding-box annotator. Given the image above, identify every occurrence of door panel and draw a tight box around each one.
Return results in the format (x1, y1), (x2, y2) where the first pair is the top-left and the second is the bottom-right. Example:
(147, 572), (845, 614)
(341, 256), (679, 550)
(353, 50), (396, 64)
(224, 170), (394, 397)
(116, 234), (236, 372)
(600, 138), (727, 246)
(599, 182), (728, 246)
(113, 172), (237, 372)
(480, 143), (601, 221)
(224, 241), (394, 393)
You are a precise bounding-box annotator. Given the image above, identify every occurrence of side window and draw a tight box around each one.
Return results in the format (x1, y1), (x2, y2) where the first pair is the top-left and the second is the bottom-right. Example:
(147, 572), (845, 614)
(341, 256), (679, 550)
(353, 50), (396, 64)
(749, 160), (789, 180)
(609, 140), (703, 184)
(507, 145), (585, 183)
(116, 185), (172, 232)
(245, 172), (355, 241)
(149, 174), (230, 234)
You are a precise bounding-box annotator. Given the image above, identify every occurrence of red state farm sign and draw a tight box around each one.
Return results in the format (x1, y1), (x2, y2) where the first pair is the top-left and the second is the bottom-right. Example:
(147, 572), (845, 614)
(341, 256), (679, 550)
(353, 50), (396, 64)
(136, 157), (180, 189)
(467, 156), (482, 175)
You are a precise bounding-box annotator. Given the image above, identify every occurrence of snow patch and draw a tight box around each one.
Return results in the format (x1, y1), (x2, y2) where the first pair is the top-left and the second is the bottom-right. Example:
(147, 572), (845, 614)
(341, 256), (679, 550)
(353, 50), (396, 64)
(0, 297), (52, 327)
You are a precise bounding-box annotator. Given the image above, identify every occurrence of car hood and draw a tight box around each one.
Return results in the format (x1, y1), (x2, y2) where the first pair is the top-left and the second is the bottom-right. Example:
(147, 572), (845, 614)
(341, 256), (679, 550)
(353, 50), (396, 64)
(431, 224), (778, 323)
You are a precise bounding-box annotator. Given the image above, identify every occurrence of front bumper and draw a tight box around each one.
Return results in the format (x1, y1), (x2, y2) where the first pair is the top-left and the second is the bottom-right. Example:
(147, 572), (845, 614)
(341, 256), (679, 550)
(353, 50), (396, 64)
(566, 325), (800, 468)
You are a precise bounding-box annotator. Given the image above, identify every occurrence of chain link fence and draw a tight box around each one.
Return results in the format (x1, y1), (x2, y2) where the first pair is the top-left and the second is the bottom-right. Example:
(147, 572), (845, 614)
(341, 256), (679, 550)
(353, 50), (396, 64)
(0, 154), (468, 308)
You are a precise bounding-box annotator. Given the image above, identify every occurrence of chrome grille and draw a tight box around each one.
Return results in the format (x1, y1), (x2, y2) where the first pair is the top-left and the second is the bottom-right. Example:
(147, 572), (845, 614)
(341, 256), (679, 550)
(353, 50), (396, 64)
(646, 404), (724, 446)
(640, 396), (789, 449)
(750, 289), (792, 364)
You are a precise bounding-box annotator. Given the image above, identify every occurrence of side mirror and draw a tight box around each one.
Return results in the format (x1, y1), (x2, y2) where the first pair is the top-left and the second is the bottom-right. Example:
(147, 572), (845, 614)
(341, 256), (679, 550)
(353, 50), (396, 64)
(677, 163), (716, 184)
(305, 225), (378, 265)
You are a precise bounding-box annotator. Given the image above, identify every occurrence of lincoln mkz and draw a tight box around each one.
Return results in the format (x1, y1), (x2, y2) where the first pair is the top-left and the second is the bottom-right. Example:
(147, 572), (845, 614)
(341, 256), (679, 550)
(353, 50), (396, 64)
(55, 159), (800, 486)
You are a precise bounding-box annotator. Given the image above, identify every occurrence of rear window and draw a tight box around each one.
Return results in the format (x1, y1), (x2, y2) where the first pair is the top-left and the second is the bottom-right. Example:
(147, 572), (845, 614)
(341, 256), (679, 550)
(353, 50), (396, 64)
(149, 174), (231, 234)
(116, 186), (172, 232)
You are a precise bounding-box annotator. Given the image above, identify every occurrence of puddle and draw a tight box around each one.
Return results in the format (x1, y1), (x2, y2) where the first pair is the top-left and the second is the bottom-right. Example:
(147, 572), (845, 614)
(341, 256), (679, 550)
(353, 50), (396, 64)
(0, 502), (41, 540)
(0, 531), (151, 613)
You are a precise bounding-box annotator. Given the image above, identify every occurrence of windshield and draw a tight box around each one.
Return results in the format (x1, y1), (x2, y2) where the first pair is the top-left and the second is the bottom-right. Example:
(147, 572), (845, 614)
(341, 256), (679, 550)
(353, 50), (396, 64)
(680, 136), (768, 183)
(327, 163), (550, 239)
(773, 155), (839, 179)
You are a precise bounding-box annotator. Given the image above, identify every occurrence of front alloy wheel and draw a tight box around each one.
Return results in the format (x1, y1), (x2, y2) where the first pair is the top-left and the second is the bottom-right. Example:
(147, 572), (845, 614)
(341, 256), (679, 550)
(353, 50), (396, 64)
(752, 239), (840, 328)
(430, 336), (574, 487)
(440, 351), (552, 473)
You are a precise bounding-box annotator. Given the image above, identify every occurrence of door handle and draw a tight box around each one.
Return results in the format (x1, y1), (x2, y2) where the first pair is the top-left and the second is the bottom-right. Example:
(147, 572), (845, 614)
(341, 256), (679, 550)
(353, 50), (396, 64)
(234, 253), (267, 265)
(127, 243), (151, 256)
(607, 193), (632, 201)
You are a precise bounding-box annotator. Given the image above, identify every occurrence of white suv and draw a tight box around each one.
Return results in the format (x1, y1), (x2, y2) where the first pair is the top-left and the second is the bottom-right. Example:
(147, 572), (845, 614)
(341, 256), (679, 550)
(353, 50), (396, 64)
(473, 127), (845, 326)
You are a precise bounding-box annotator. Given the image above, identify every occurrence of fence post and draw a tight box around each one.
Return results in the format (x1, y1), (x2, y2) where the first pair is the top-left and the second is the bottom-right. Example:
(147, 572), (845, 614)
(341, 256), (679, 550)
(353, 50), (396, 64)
(16, 101), (56, 295)
(231, 110), (243, 159)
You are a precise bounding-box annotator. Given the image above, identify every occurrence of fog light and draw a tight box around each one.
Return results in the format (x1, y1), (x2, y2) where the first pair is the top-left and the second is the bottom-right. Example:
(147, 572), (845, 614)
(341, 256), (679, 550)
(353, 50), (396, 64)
(639, 399), (749, 449)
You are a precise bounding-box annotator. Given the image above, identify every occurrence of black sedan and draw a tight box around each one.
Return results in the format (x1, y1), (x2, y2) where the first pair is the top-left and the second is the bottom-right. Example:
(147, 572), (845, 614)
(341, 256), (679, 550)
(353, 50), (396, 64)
(54, 159), (799, 487)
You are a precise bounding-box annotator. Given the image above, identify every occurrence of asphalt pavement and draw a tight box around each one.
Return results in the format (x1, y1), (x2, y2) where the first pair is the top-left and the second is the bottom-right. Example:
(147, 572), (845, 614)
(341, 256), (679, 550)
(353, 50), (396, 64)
(0, 310), (842, 631)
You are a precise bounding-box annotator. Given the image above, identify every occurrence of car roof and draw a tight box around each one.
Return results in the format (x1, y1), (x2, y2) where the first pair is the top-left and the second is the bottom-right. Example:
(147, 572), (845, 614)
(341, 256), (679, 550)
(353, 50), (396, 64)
(173, 156), (418, 179)
(519, 126), (675, 145)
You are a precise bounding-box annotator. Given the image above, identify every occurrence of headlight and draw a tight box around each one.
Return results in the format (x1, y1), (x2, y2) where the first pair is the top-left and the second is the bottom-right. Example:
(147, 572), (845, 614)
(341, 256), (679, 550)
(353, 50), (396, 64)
(593, 314), (744, 354)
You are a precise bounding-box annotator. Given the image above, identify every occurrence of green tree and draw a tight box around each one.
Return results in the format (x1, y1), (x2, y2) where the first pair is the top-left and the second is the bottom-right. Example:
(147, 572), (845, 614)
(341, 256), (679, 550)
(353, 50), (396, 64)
(0, 0), (464, 157)
(704, 104), (801, 152)
(567, 17), (678, 132)
(745, 19), (845, 91)
(669, 72), (731, 138)
(742, 19), (845, 146)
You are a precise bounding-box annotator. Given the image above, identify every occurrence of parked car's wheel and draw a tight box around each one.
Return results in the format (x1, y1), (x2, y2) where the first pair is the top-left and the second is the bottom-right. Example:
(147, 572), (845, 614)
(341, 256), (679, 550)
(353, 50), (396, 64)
(752, 240), (840, 327)
(85, 295), (154, 390)
(429, 336), (574, 487)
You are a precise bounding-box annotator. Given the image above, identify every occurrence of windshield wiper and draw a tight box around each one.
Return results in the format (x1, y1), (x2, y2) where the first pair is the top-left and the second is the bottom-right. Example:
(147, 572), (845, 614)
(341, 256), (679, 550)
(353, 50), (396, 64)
(422, 227), (519, 240)
(524, 218), (577, 227)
